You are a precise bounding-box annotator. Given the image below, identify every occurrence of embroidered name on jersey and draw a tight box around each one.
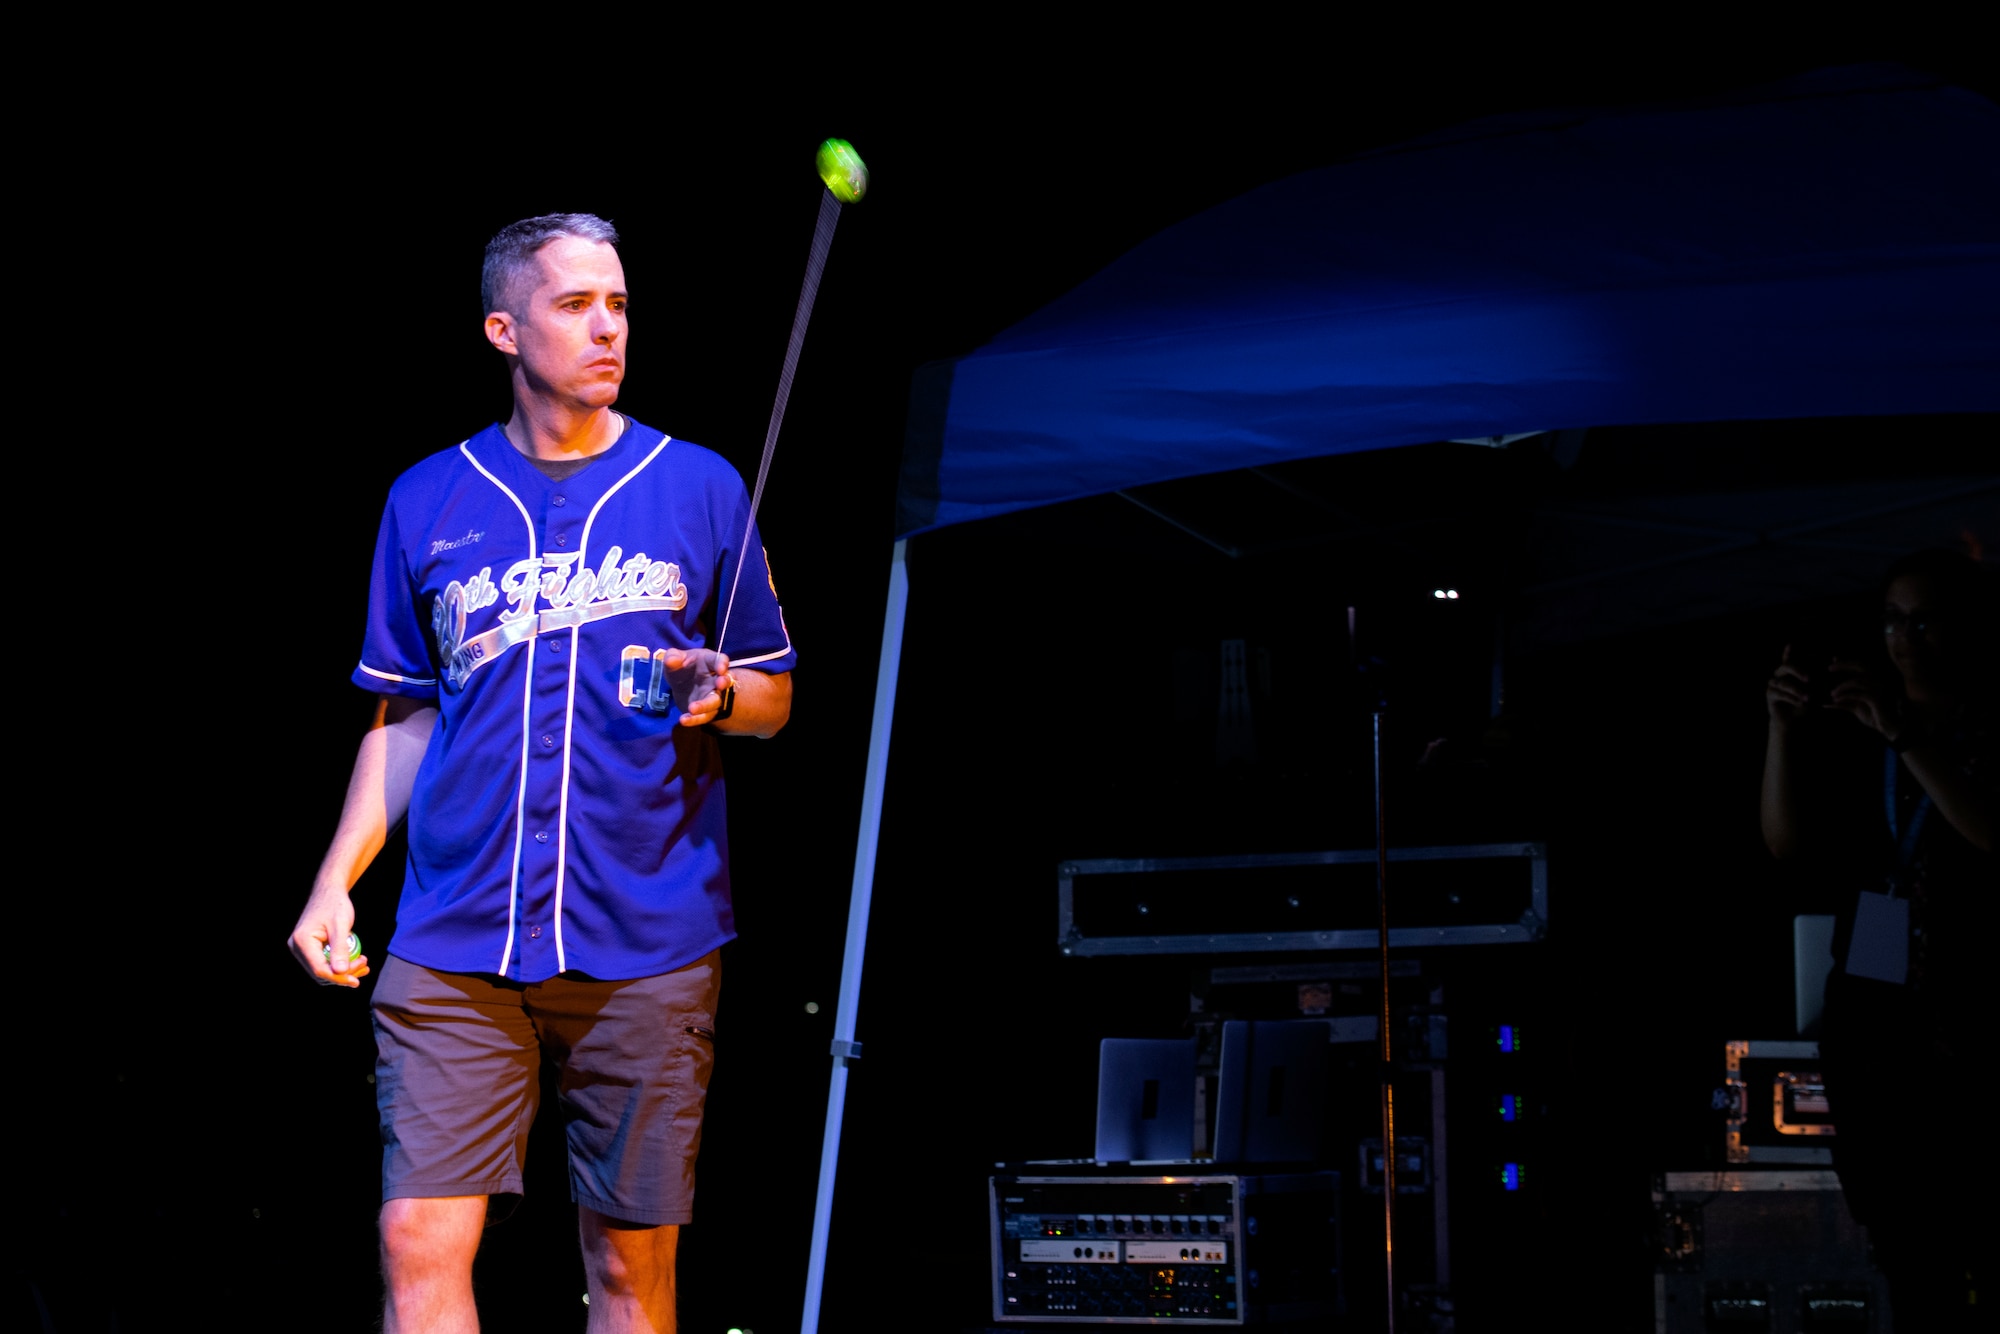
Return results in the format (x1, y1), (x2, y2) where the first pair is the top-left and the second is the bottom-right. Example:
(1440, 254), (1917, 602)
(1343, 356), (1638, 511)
(435, 547), (690, 690)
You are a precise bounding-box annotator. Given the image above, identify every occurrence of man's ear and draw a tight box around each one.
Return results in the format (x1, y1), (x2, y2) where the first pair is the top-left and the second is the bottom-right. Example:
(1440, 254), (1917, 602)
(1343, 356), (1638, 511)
(485, 311), (519, 357)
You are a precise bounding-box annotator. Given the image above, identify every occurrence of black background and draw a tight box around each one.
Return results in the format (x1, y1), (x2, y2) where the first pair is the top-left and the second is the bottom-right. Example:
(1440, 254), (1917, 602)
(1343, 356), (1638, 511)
(23, 29), (1996, 1334)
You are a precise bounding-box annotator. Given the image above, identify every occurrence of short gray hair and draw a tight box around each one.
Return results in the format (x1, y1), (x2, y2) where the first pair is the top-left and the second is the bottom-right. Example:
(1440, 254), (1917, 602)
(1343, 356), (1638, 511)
(481, 213), (621, 315)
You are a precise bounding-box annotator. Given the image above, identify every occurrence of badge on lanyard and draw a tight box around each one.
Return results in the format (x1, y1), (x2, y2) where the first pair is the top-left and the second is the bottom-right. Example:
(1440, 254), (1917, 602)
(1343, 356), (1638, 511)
(1845, 748), (1930, 985)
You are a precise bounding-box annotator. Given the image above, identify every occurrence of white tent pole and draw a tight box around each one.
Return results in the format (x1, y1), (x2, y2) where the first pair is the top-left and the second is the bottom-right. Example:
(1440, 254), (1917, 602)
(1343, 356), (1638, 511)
(800, 537), (909, 1334)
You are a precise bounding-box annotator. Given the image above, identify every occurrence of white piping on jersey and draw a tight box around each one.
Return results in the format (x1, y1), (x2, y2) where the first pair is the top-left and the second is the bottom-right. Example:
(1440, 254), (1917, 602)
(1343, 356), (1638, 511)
(552, 433), (674, 974)
(501, 639), (537, 976)
(723, 630), (792, 669)
(356, 663), (440, 687)
(460, 440), (538, 980)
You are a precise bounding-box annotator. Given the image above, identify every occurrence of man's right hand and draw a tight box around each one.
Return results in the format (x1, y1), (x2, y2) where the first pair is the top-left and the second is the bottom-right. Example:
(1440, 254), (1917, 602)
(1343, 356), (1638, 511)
(1766, 645), (1813, 728)
(291, 694), (430, 990)
(288, 883), (372, 988)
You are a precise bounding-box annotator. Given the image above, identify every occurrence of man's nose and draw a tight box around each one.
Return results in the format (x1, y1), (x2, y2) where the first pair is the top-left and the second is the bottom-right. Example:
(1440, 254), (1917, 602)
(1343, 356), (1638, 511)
(592, 307), (619, 343)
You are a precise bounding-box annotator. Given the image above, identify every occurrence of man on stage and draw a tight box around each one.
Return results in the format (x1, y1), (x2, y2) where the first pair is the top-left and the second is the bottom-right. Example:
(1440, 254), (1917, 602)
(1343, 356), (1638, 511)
(288, 212), (795, 1332)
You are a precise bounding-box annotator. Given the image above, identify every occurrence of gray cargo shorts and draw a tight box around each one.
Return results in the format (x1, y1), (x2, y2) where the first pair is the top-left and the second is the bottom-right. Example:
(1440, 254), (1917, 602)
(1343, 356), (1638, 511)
(370, 950), (721, 1226)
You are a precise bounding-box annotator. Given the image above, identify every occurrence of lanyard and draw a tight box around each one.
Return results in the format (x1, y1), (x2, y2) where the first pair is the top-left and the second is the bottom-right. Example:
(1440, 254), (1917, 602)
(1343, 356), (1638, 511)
(1882, 746), (1933, 885)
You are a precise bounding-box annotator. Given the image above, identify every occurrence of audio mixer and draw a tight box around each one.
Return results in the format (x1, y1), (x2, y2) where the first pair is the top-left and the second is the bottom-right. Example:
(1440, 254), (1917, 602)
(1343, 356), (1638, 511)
(990, 1172), (1339, 1325)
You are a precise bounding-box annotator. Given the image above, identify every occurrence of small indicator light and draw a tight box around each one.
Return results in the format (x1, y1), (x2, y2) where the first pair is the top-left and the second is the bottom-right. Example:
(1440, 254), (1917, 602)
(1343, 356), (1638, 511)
(1500, 1095), (1518, 1122)
(1501, 1163), (1523, 1191)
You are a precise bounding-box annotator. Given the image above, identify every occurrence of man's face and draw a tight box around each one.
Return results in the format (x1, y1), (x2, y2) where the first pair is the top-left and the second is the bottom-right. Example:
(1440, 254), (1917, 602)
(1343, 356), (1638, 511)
(488, 237), (629, 409)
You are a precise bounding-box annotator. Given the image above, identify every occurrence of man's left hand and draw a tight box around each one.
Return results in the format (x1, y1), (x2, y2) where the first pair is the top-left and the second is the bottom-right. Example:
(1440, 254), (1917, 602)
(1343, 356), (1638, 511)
(663, 649), (733, 727)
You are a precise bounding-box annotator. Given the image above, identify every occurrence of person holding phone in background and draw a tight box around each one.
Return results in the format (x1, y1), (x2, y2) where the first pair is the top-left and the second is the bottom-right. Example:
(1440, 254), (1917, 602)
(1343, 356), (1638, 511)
(1762, 547), (1995, 1330)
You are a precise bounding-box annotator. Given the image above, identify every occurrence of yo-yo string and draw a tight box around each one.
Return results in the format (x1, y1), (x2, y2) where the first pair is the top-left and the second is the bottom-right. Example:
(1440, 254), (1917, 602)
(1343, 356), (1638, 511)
(716, 187), (842, 655)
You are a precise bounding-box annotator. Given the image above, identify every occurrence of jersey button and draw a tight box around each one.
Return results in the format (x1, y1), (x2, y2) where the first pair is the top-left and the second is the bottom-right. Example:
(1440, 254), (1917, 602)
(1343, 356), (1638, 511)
(552, 495), (567, 507)
(535, 831), (550, 843)
(541, 734), (555, 748)
(555, 533), (569, 547)
(529, 925), (542, 938)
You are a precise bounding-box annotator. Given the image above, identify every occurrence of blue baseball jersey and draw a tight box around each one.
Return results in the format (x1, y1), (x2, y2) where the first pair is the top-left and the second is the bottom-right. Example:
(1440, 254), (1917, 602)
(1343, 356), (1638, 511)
(354, 419), (796, 982)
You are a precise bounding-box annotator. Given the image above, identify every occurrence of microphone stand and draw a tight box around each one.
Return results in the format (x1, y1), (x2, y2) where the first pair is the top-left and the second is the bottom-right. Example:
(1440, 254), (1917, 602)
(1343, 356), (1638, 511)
(1351, 605), (1397, 1333)
(1373, 703), (1397, 1334)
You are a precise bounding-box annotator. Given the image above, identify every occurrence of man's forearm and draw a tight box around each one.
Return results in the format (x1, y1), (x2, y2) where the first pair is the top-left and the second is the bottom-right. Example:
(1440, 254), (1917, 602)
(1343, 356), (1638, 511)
(711, 670), (791, 739)
(313, 698), (439, 892)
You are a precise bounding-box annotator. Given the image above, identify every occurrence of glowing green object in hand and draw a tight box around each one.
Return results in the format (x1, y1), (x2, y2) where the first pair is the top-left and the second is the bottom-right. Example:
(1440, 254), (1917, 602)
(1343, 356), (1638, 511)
(816, 138), (868, 203)
(322, 931), (361, 962)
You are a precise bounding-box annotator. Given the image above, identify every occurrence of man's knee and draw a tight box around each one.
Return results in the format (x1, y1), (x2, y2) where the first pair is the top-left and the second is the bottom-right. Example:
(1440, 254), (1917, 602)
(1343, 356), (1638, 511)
(380, 1196), (487, 1273)
(580, 1211), (677, 1295)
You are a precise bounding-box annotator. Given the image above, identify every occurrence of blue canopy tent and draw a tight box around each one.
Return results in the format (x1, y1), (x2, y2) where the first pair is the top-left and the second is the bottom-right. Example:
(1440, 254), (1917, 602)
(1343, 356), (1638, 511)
(799, 65), (2000, 1328)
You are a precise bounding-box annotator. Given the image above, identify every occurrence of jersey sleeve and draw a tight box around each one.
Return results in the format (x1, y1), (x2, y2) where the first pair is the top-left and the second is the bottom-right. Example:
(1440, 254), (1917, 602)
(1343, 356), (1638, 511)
(713, 496), (797, 674)
(351, 493), (442, 699)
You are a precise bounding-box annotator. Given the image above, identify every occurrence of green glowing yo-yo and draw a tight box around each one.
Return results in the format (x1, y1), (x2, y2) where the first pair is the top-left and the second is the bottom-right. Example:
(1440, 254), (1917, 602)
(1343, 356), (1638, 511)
(322, 931), (362, 962)
(816, 138), (868, 203)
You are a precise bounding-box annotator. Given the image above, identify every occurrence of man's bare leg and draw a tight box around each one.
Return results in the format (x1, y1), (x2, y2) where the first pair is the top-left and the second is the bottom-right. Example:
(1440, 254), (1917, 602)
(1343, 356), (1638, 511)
(579, 1206), (678, 1333)
(381, 1195), (487, 1333)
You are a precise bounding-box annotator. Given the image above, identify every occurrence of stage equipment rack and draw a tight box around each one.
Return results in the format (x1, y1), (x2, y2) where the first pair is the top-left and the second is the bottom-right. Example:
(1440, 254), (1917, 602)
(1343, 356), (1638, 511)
(991, 1170), (1339, 1325)
(1652, 1170), (1886, 1331)
(1057, 843), (1546, 957)
(1723, 1040), (1834, 1167)
(1192, 960), (1453, 1311)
